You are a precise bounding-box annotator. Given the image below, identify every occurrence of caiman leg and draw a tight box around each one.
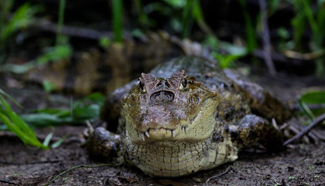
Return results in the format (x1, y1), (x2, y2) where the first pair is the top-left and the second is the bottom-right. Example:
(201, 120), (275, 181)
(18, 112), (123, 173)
(223, 69), (292, 123)
(86, 127), (122, 162)
(229, 114), (283, 152)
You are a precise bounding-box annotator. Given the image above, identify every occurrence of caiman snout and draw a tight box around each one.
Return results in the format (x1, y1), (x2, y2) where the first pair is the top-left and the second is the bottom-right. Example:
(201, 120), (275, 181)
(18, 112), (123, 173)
(150, 91), (174, 104)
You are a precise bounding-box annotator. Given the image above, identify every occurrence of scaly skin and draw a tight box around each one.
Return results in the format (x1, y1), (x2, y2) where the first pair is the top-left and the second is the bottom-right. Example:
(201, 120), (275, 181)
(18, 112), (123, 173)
(87, 56), (289, 177)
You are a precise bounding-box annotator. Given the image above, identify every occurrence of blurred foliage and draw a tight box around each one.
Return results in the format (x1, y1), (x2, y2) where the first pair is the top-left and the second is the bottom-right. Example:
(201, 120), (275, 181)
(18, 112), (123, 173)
(0, 91), (104, 146)
(289, 0), (325, 76)
(37, 44), (72, 64)
(0, 0), (42, 62)
(1, 44), (72, 74)
(99, 36), (111, 48)
(298, 90), (325, 124)
(300, 91), (325, 104)
(37, 0), (72, 70)
(1, 0), (324, 73)
(181, 0), (194, 38)
(202, 35), (246, 69)
(238, 0), (257, 53)
(42, 80), (56, 93)
(20, 93), (105, 128)
(133, 0), (211, 38)
(0, 0), (72, 75)
(112, 0), (123, 42)
(134, 0), (183, 31)
(56, 0), (66, 45)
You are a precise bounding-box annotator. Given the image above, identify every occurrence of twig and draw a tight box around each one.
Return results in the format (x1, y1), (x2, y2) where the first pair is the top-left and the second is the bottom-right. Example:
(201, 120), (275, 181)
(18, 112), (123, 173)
(252, 49), (303, 65)
(0, 160), (60, 165)
(0, 179), (18, 185)
(44, 163), (121, 186)
(284, 49), (325, 60)
(206, 166), (234, 183)
(283, 113), (325, 146)
(31, 19), (131, 40)
(258, 0), (276, 75)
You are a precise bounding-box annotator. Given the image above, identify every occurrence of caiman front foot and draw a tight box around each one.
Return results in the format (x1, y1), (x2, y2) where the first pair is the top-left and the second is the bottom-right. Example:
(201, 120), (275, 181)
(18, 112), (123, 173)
(229, 114), (284, 152)
(86, 127), (122, 162)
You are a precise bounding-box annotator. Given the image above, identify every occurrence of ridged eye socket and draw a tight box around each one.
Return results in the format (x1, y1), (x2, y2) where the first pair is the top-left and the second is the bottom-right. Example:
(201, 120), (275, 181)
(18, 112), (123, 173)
(179, 78), (187, 90)
(138, 79), (146, 93)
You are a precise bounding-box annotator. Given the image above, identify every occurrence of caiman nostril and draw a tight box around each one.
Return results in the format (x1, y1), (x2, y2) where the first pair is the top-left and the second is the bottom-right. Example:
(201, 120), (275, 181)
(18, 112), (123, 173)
(150, 91), (174, 104)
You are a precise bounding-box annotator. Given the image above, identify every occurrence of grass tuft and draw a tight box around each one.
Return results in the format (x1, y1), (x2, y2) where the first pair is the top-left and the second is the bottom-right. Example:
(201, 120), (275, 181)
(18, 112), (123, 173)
(0, 89), (48, 149)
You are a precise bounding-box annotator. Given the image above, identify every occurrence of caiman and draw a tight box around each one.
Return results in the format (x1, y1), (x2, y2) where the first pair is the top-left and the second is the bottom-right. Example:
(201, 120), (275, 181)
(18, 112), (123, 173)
(86, 56), (292, 177)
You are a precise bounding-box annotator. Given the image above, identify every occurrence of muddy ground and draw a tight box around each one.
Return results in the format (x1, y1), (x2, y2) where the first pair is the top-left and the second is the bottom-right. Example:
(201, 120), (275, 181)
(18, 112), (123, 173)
(1, 69), (325, 186)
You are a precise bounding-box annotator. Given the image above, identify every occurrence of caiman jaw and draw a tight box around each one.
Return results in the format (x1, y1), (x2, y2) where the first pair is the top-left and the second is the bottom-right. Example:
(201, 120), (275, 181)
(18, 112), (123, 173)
(136, 125), (190, 141)
(130, 97), (217, 143)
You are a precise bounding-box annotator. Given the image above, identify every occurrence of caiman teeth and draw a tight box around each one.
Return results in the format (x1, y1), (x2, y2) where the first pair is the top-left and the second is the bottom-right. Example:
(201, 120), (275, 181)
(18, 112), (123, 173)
(140, 133), (145, 141)
(137, 126), (190, 140)
(172, 130), (176, 137)
(185, 126), (189, 133)
(178, 126), (189, 133)
(179, 125), (184, 133)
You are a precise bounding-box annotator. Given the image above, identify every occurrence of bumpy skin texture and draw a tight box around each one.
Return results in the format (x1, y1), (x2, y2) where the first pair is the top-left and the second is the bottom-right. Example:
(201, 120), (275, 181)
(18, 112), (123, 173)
(88, 56), (291, 177)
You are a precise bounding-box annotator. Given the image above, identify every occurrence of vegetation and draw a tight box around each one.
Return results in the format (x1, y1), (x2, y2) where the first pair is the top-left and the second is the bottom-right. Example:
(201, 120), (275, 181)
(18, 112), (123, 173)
(289, 0), (325, 76)
(0, 0), (41, 62)
(112, 0), (123, 42)
(299, 90), (325, 122)
(20, 93), (105, 128)
(0, 88), (103, 148)
(0, 89), (48, 149)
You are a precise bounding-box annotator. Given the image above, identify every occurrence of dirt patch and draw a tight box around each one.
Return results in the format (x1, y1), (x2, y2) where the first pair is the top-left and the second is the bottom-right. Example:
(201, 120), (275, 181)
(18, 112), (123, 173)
(1, 128), (325, 185)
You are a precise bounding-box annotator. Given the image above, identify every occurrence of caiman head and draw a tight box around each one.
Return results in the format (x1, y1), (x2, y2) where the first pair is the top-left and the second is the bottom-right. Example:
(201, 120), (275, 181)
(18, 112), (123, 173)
(121, 70), (219, 143)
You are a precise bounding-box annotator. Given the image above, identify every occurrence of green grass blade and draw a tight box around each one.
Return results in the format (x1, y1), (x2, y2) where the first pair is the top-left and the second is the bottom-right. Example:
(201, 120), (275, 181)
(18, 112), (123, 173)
(51, 135), (68, 149)
(300, 90), (325, 104)
(112, 0), (123, 42)
(192, 0), (213, 36)
(291, 12), (306, 51)
(56, 0), (66, 45)
(1, 96), (36, 138)
(238, 0), (257, 52)
(20, 113), (75, 127)
(298, 101), (315, 120)
(0, 0), (14, 33)
(20, 93), (105, 127)
(301, 0), (319, 36)
(0, 88), (22, 108)
(0, 3), (42, 49)
(0, 95), (48, 149)
(181, 0), (194, 39)
(316, 5), (325, 33)
(0, 112), (47, 148)
(43, 129), (54, 147)
(299, 90), (325, 117)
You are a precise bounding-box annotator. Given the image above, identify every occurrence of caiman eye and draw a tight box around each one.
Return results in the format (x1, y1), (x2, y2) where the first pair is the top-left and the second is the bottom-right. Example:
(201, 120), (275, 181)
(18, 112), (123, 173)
(138, 79), (146, 93)
(179, 78), (187, 90)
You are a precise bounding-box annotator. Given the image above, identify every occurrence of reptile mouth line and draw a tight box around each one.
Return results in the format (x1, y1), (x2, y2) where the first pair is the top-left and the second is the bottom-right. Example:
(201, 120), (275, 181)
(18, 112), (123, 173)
(136, 125), (190, 141)
(134, 98), (213, 142)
